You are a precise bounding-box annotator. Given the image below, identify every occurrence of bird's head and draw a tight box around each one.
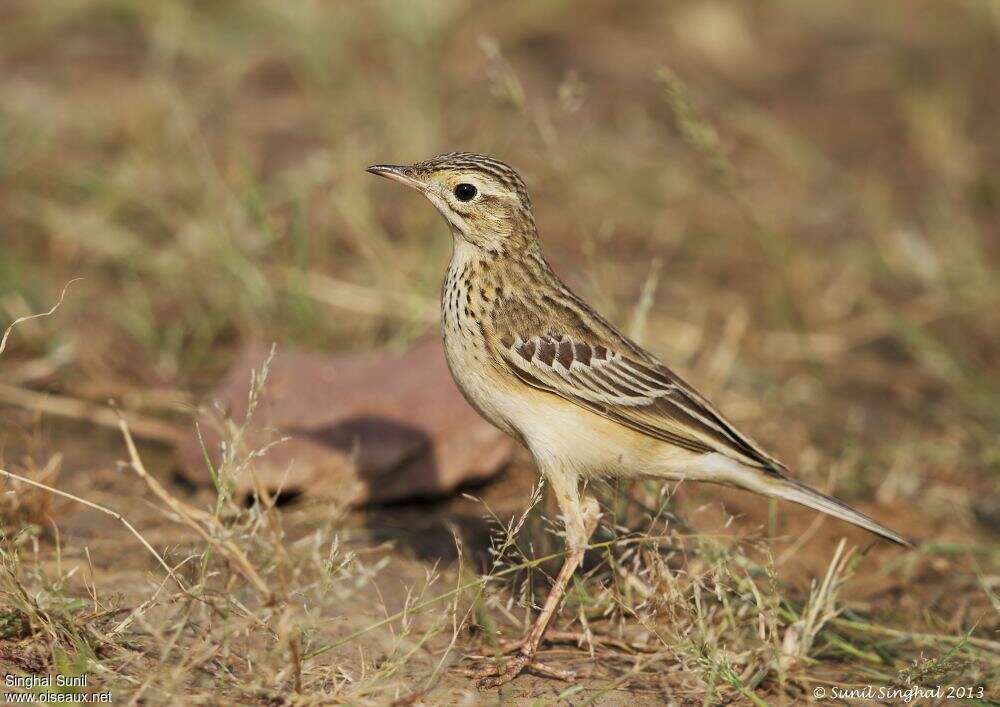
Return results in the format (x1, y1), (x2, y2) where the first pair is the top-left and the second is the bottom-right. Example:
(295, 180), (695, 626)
(367, 152), (538, 253)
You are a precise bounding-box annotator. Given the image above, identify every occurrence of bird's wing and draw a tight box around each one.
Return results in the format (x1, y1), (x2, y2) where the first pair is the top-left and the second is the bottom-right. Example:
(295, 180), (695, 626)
(495, 331), (783, 471)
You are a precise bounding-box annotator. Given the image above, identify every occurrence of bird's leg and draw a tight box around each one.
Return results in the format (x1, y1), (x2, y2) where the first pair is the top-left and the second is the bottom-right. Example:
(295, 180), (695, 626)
(475, 472), (600, 689)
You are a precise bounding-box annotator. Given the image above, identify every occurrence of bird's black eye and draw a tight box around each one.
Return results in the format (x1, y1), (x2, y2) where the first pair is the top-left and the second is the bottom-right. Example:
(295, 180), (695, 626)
(454, 183), (477, 202)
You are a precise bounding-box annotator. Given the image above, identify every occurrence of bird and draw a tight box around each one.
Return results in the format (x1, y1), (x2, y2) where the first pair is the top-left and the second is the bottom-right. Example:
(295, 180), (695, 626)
(367, 152), (911, 688)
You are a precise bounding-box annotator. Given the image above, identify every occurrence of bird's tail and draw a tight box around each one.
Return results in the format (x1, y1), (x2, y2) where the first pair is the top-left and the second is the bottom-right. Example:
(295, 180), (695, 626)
(754, 469), (913, 548)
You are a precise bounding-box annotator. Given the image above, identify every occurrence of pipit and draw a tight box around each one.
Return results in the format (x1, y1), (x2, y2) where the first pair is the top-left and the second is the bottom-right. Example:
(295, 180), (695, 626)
(367, 152), (910, 688)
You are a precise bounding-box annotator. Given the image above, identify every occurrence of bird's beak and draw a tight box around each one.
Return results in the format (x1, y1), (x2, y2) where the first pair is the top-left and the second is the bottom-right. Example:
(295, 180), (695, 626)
(366, 163), (423, 191)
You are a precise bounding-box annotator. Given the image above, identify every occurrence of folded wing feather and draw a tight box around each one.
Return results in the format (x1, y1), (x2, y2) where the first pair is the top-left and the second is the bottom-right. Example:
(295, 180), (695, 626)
(498, 333), (784, 473)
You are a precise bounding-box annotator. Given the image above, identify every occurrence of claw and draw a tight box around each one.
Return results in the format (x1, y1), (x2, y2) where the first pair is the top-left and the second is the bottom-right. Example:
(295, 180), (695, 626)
(473, 651), (574, 689)
(475, 653), (530, 689)
(466, 653), (576, 690)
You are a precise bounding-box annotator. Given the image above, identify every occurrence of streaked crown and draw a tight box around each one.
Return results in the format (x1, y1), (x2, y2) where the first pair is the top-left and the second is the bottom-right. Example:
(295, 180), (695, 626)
(368, 152), (538, 252)
(411, 152), (533, 209)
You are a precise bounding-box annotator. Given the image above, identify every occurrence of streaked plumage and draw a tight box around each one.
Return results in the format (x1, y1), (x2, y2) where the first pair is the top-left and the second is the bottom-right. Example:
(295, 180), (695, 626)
(367, 152), (910, 688)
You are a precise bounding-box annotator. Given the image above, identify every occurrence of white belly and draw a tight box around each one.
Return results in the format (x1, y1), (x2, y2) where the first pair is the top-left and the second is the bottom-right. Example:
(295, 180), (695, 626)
(509, 389), (695, 479)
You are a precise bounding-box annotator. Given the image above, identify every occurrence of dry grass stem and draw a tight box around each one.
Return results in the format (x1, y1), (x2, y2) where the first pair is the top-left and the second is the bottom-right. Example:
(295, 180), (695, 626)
(115, 413), (272, 600)
(0, 383), (186, 444)
(0, 279), (81, 357)
(0, 466), (184, 591)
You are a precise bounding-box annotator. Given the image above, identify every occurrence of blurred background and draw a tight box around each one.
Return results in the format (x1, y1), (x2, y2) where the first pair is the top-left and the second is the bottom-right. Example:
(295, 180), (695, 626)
(0, 0), (998, 702)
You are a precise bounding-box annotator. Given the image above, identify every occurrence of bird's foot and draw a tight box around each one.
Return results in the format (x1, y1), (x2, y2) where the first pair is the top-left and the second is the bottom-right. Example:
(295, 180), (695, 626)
(466, 651), (574, 689)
